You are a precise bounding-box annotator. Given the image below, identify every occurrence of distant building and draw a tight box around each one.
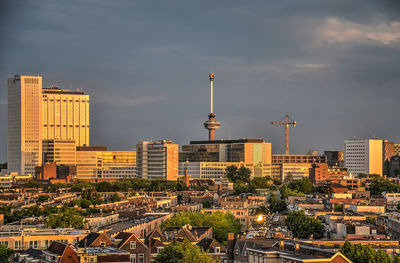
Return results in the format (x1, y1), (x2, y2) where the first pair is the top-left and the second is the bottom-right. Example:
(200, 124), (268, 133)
(76, 146), (136, 181)
(180, 139), (272, 178)
(8, 75), (43, 175)
(324, 151), (344, 167)
(42, 139), (76, 165)
(344, 139), (383, 176)
(383, 140), (395, 162)
(395, 144), (400, 156)
(309, 163), (348, 184)
(42, 86), (89, 146)
(136, 140), (179, 180)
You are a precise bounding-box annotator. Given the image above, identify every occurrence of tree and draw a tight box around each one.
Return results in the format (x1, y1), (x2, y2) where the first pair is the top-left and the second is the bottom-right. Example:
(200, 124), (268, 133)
(334, 204), (344, 212)
(201, 200), (212, 208)
(26, 180), (42, 188)
(369, 177), (399, 195)
(154, 240), (213, 263)
(285, 211), (325, 239)
(162, 211), (241, 243)
(225, 166), (251, 183)
(340, 241), (392, 263)
(45, 209), (86, 229)
(314, 185), (333, 195)
(0, 244), (13, 263)
(287, 178), (313, 194)
(269, 194), (287, 213)
(110, 193), (121, 203)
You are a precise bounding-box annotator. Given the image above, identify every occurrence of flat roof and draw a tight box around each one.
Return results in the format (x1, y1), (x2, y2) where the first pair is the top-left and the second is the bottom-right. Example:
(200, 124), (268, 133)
(189, 138), (265, 145)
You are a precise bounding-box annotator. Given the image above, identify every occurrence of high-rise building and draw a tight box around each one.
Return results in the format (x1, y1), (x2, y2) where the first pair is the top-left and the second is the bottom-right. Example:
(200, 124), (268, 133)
(8, 75), (43, 175)
(344, 139), (383, 176)
(136, 140), (179, 180)
(42, 86), (89, 146)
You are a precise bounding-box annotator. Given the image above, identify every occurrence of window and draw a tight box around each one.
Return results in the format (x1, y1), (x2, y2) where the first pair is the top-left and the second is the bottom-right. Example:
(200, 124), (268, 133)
(29, 240), (38, 249)
(130, 254), (136, 263)
(100, 242), (106, 247)
(157, 247), (163, 253)
(130, 241), (136, 249)
(14, 241), (21, 250)
(138, 254), (144, 263)
(215, 247), (220, 253)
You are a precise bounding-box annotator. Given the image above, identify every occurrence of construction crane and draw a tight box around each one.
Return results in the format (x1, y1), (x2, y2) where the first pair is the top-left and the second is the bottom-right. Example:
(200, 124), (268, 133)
(271, 115), (297, 155)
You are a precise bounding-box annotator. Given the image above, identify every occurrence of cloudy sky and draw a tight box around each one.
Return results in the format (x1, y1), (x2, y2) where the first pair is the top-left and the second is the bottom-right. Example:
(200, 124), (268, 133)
(1, 0), (400, 161)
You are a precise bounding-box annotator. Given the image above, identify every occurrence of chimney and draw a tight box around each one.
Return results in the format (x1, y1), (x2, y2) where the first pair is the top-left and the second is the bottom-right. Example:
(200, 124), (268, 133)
(295, 243), (300, 255)
(227, 233), (236, 263)
(279, 240), (285, 251)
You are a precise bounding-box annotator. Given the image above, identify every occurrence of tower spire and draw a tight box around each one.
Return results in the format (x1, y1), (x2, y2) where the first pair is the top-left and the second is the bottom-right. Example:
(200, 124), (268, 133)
(204, 73), (221, 140)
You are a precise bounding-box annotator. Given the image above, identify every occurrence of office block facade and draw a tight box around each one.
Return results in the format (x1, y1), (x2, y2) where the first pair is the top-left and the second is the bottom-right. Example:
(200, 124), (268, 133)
(344, 139), (383, 176)
(136, 140), (179, 180)
(8, 75), (43, 175)
(42, 86), (89, 146)
(42, 139), (76, 165)
(75, 146), (136, 181)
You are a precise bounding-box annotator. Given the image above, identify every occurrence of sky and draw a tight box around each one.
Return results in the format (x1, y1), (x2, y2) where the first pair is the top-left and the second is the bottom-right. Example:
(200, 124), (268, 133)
(1, 0), (400, 161)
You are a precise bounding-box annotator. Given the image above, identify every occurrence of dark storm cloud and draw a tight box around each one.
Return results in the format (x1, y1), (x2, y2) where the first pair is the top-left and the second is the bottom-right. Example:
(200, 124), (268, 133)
(1, 0), (400, 160)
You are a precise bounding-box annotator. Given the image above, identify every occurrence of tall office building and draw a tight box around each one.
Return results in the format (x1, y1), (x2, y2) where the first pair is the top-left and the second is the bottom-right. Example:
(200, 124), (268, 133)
(8, 75), (43, 175)
(136, 140), (179, 180)
(42, 86), (89, 146)
(395, 144), (400, 156)
(324, 151), (344, 167)
(344, 139), (383, 176)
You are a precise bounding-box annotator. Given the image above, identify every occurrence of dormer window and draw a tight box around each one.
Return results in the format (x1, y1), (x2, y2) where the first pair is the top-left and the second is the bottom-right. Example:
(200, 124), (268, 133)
(215, 247), (220, 253)
(130, 241), (136, 249)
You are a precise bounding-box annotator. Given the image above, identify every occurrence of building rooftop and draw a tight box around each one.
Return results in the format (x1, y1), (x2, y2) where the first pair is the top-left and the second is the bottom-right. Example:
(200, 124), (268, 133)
(189, 138), (265, 145)
(42, 86), (85, 95)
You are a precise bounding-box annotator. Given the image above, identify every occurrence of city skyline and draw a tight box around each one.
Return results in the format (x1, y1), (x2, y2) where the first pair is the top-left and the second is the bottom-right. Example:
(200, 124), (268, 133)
(1, 1), (400, 161)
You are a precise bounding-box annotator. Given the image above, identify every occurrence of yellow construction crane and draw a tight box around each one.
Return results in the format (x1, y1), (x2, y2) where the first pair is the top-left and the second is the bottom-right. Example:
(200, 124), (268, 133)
(271, 115), (297, 155)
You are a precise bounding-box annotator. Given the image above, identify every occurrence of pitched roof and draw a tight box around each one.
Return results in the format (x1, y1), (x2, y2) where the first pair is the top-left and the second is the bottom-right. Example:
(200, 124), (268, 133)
(176, 228), (197, 242)
(48, 241), (67, 256)
(77, 233), (101, 248)
(145, 228), (167, 243)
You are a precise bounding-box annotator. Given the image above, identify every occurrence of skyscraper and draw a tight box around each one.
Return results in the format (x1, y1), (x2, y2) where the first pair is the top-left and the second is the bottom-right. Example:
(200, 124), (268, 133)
(8, 75), (43, 175)
(42, 86), (89, 146)
(344, 139), (383, 176)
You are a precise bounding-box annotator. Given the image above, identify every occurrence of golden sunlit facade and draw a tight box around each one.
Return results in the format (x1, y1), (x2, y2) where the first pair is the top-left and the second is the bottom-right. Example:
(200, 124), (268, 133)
(344, 139), (383, 176)
(8, 75), (43, 175)
(43, 139), (76, 165)
(136, 140), (179, 181)
(42, 86), (89, 146)
(75, 146), (136, 180)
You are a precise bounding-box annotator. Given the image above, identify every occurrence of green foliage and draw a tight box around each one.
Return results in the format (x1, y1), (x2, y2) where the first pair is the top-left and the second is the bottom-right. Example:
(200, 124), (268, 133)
(369, 177), (399, 196)
(26, 180), (42, 188)
(341, 241), (393, 263)
(37, 195), (50, 202)
(201, 200), (212, 209)
(233, 176), (273, 194)
(285, 211), (325, 239)
(162, 212), (241, 243)
(269, 194), (287, 213)
(334, 204), (344, 212)
(45, 209), (86, 229)
(154, 240), (213, 263)
(366, 216), (376, 225)
(110, 193), (121, 203)
(280, 185), (305, 199)
(254, 205), (268, 216)
(313, 185), (333, 195)
(287, 178), (314, 194)
(226, 166), (251, 183)
(0, 244), (13, 263)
